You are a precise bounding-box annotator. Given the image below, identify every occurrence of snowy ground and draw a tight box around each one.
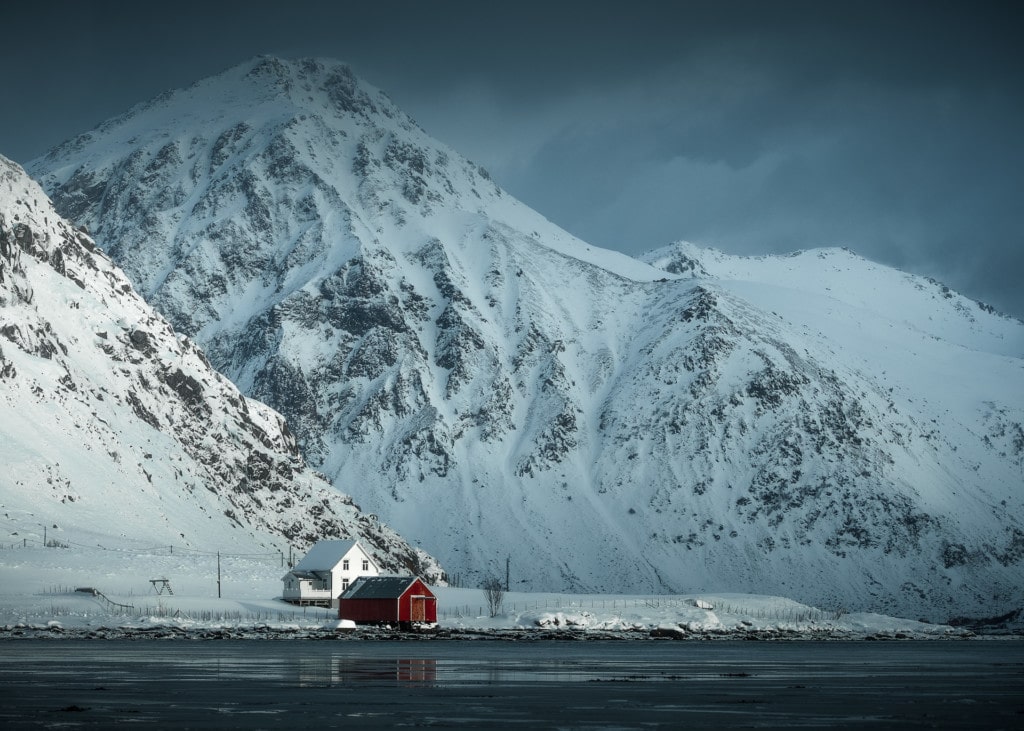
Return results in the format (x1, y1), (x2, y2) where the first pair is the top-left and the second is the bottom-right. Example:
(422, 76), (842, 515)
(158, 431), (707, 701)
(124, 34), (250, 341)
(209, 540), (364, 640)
(0, 524), (977, 638)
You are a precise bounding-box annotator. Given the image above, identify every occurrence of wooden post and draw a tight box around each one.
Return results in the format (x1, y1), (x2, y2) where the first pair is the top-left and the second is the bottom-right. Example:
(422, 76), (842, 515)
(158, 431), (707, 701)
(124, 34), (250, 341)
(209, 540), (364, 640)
(217, 552), (222, 598)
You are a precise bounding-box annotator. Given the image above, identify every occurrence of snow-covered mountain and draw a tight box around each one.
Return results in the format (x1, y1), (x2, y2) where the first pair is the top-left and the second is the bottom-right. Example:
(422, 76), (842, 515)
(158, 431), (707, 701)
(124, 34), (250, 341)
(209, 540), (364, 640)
(28, 56), (1024, 619)
(0, 154), (441, 580)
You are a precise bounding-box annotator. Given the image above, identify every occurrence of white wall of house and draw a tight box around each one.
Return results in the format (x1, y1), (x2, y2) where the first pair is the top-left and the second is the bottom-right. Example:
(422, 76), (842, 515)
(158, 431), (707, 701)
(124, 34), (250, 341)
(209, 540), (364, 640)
(330, 543), (379, 595)
(282, 539), (381, 605)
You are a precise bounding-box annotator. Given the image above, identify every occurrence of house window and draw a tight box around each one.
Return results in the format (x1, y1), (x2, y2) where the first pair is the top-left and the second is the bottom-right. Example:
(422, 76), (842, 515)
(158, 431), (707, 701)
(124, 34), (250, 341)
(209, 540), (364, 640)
(362, 560), (369, 571)
(342, 559), (349, 570)
(342, 579), (349, 591)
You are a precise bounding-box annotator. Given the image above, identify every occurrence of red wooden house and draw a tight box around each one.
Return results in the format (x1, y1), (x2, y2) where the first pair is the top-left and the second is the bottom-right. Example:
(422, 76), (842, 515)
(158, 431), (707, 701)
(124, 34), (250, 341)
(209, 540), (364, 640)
(338, 576), (437, 628)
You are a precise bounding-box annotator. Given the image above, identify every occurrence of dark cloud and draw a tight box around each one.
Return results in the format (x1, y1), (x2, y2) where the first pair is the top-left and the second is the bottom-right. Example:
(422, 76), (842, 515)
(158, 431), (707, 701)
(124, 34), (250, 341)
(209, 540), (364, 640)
(484, 56), (1024, 316)
(1, 1), (1021, 318)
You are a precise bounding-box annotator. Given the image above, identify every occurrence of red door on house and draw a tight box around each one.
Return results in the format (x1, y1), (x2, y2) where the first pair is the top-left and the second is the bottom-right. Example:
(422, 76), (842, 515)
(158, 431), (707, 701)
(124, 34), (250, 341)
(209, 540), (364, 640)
(410, 596), (426, 622)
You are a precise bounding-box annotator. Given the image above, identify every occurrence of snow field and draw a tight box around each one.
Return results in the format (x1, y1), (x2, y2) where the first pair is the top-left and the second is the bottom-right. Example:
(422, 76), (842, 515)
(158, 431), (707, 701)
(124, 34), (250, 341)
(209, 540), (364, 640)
(0, 523), (962, 637)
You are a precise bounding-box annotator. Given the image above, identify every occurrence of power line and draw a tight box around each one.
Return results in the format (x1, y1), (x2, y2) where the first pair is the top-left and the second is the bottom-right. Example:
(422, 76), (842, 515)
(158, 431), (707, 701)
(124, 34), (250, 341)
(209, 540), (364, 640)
(2, 529), (284, 560)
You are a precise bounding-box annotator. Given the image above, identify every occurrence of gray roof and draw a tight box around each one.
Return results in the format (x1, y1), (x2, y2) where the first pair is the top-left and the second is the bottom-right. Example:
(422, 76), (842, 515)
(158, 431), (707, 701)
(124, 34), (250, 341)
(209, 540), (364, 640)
(340, 576), (428, 600)
(291, 539), (359, 572)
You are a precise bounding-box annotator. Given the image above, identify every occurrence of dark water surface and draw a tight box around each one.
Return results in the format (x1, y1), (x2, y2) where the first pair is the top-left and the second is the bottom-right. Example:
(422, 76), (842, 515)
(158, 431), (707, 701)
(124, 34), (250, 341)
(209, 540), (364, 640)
(1, 639), (1021, 728)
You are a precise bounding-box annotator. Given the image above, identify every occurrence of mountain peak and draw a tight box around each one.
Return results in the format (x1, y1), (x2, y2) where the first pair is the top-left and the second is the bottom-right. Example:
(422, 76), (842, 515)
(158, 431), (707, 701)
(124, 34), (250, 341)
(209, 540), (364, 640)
(39, 55), (413, 169)
(644, 241), (1023, 357)
(26, 61), (1024, 619)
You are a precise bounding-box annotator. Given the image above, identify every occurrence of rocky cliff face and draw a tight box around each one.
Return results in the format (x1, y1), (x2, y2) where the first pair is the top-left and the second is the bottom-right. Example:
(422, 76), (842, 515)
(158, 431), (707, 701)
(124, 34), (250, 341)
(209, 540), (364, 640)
(29, 56), (1024, 618)
(0, 154), (441, 579)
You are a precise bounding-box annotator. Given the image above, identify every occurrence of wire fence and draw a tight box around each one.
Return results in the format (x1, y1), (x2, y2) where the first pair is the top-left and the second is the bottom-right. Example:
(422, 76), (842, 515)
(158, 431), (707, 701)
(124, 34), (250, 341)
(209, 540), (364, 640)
(41, 601), (336, 624)
(440, 598), (846, 622)
(11, 526), (845, 626)
(440, 597), (656, 619)
(2, 536), (285, 561)
(39, 586), (336, 623)
(34, 587), (845, 626)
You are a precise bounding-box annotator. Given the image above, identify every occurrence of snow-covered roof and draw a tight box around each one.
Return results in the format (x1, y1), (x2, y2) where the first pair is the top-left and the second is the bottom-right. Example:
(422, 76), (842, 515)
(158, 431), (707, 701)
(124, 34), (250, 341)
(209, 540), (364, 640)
(291, 539), (360, 572)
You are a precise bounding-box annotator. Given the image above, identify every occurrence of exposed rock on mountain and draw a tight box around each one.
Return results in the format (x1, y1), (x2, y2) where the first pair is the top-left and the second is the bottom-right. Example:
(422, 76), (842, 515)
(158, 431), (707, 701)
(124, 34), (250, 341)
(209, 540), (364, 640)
(29, 57), (1024, 618)
(0, 154), (441, 580)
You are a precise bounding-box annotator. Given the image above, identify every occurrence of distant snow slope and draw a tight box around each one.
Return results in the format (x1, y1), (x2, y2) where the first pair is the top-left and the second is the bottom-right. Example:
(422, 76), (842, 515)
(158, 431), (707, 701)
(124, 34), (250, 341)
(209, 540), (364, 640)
(29, 57), (1024, 619)
(0, 154), (440, 580)
(0, 528), (969, 638)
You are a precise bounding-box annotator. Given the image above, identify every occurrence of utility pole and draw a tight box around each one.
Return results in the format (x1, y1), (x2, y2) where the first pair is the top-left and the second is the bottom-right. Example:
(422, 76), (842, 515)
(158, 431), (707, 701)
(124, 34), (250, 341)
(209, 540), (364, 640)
(43, 525), (47, 547)
(505, 555), (510, 592)
(217, 551), (222, 598)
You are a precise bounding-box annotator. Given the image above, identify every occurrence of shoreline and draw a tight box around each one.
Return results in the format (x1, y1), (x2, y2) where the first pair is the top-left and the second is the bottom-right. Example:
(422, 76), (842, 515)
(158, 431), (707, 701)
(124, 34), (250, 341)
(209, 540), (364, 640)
(2, 622), (1007, 641)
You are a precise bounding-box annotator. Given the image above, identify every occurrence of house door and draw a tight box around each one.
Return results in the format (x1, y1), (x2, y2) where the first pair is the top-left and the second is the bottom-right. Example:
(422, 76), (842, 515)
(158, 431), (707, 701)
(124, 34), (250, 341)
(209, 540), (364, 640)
(410, 596), (426, 622)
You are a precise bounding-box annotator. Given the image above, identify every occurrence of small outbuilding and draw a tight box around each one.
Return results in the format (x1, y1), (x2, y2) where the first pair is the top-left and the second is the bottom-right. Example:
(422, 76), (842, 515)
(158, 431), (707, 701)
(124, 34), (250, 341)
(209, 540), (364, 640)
(338, 576), (437, 628)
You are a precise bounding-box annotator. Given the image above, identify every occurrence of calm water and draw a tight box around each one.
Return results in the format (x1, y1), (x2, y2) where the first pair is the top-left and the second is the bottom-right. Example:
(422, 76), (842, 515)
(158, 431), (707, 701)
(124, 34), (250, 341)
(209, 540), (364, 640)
(1, 639), (1021, 728)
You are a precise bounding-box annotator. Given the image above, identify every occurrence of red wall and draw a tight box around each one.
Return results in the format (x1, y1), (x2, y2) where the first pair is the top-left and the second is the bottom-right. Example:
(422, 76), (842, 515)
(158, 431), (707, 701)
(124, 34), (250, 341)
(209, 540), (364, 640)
(340, 597), (400, 623)
(402, 579), (437, 622)
(339, 579), (437, 624)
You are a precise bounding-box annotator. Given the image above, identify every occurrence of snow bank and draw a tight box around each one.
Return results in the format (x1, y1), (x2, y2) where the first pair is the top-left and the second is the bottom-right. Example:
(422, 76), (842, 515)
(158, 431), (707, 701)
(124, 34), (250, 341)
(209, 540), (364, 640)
(430, 588), (964, 638)
(0, 524), (992, 638)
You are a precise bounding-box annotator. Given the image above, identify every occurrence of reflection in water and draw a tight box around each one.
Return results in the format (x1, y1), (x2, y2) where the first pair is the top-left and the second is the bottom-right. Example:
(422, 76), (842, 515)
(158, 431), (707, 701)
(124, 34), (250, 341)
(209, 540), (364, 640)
(299, 656), (650, 687)
(431, 659), (608, 685)
(4, 641), (1023, 729)
(299, 657), (437, 687)
(294, 651), (696, 688)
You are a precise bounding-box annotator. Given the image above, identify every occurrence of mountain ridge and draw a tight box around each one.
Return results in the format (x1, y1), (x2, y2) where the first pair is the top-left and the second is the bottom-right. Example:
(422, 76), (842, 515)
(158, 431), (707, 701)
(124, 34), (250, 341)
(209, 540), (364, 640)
(0, 153), (442, 580)
(27, 56), (1024, 619)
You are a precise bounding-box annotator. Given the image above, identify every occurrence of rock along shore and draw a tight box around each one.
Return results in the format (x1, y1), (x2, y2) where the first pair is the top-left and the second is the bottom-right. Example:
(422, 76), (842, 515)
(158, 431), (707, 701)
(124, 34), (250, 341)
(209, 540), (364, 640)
(0, 622), (984, 641)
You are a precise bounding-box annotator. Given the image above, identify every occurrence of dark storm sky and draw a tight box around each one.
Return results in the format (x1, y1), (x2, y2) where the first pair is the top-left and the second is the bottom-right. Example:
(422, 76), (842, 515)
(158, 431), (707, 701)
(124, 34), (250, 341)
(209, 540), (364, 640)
(2, 1), (1022, 319)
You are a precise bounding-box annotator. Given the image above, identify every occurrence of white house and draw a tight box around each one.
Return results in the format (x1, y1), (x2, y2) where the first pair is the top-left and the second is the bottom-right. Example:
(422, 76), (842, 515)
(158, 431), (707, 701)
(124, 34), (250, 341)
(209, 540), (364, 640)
(281, 539), (380, 607)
